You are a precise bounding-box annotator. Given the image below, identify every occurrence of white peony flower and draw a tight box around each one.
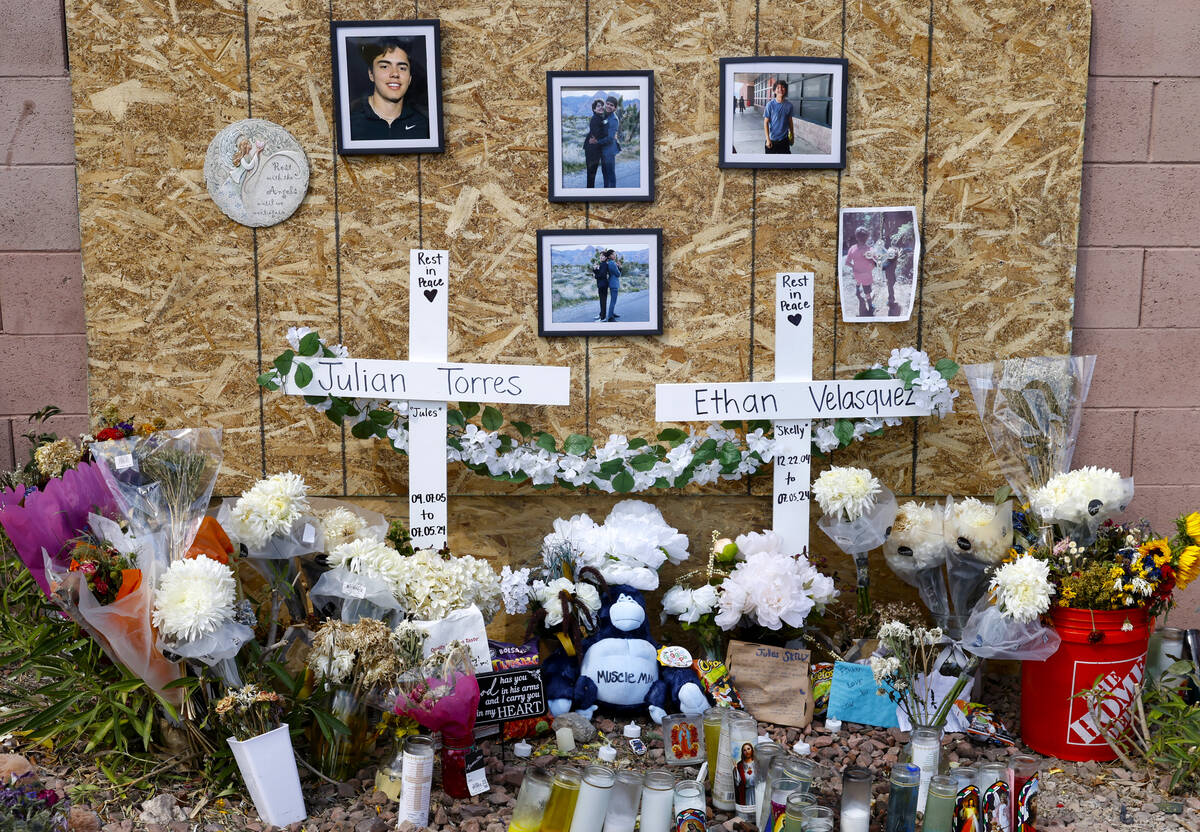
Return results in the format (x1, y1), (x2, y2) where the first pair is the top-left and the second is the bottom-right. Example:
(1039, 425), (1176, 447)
(662, 584), (719, 624)
(812, 466), (882, 521)
(713, 550), (834, 631)
(229, 471), (310, 549)
(989, 554), (1055, 622)
(320, 506), (368, 550)
(733, 530), (787, 558)
(1029, 467), (1131, 525)
(153, 556), (237, 642)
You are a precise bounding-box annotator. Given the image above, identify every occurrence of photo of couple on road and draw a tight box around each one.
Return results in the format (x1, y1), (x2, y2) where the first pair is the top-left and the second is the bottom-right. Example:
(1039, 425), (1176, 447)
(537, 231), (663, 336)
(837, 206), (920, 323)
(548, 72), (653, 201)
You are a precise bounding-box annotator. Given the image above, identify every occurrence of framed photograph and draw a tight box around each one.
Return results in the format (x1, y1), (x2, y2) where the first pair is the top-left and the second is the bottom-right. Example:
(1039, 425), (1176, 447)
(837, 206), (920, 323)
(537, 229), (664, 336)
(718, 57), (848, 169)
(546, 71), (654, 202)
(331, 19), (443, 155)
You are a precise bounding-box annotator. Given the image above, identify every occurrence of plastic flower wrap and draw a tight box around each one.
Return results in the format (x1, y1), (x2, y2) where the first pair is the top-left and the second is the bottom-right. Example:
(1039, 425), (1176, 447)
(0, 461), (118, 596)
(392, 643), (481, 740)
(962, 355), (1095, 503)
(960, 554), (1061, 661)
(152, 553), (254, 686)
(814, 465), (897, 615)
(44, 513), (183, 703)
(540, 499), (690, 591)
(91, 428), (223, 565)
(310, 537), (404, 624)
(883, 501), (952, 624)
(943, 496), (1013, 617)
(1029, 466), (1134, 540)
(309, 498), (388, 549)
(216, 471), (325, 559)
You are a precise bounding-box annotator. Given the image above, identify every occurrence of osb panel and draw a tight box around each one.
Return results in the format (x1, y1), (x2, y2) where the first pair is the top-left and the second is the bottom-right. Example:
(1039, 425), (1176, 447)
(344, 493), (917, 643)
(67, 0), (263, 491)
(748, 0), (843, 499)
(827, 0), (931, 493)
(917, 0), (1090, 495)
(73, 0), (1089, 511)
(588, 0), (756, 497)
(419, 0), (589, 498)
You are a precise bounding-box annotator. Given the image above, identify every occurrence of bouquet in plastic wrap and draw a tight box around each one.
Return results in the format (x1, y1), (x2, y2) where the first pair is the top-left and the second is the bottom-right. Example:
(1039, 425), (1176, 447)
(44, 513), (183, 703)
(91, 428), (223, 565)
(0, 461), (117, 596)
(943, 495), (1013, 621)
(392, 643), (481, 738)
(813, 465), (897, 615)
(883, 501), (952, 625)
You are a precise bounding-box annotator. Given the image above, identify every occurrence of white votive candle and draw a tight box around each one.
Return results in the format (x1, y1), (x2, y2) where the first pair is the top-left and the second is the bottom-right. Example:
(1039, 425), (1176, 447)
(840, 804), (870, 832)
(557, 726), (576, 753)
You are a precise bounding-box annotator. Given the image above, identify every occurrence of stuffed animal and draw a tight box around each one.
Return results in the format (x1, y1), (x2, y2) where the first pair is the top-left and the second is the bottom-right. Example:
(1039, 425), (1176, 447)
(544, 584), (709, 724)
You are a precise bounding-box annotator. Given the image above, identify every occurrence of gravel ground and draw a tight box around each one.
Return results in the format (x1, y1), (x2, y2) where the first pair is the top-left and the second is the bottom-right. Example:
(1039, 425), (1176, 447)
(14, 671), (1200, 832)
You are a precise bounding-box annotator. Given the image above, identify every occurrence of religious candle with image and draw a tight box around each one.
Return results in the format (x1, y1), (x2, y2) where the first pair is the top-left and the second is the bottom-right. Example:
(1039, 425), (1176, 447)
(726, 711), (759, 819)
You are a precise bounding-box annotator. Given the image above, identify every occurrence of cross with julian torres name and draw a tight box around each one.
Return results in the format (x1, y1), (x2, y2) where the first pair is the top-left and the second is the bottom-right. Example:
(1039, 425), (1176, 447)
(278, 250), (572, 549)
(655, 272), (935, 554)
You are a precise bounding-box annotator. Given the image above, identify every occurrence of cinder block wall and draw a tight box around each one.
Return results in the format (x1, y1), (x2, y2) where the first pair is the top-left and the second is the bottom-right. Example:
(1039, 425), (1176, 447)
(1071, 0), (1200, 626)
(0, 0), (1197, 622)
(0, 0), (88, 463)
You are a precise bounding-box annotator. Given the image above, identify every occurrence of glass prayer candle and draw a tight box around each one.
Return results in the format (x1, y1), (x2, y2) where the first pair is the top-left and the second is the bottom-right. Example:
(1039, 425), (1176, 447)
(839, 767), (872, 832)
(885, 764), (920, 832)
(799, 805), (834, 832)
(752, 741), (785, 825)
(540, 767), (582, 832)
(602, 770), (643, 832)
(756, 755), (788, 829)
(909, 727), (941, 813)
(977, 761), (1009, 832)
(780, 791), (816, 832)
(672, 780), (706, 830)
(952, 765), (976, 794)
(922, 775), (957, 832)
(441, 729), (473, 799)
(1148, 627), (1185, 679)
(662, 713), (706, 766)
(570, 765), (616, 832)
(638, 769), (676, 832)
(398, 735), (435, 828)
(1009, 755), (1039, 832)
(507, 768), (552, 832)
(703, 707), (724, 788)
(727, 712), (760, 820)
(373, 747), (404, 801)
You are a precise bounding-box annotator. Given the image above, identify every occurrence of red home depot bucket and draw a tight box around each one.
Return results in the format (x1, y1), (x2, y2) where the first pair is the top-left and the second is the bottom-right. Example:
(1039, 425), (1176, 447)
(1020, 607), (1151, 761)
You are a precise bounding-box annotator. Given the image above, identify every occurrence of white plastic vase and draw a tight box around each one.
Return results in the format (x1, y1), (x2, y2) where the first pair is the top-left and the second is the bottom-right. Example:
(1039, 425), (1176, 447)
(227, 724), (307, 827)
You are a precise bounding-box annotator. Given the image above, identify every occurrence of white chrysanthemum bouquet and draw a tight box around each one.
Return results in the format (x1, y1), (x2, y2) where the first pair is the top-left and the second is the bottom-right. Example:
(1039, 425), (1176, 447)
(220, 471), (325, 558)
(153, 554), (255, 685)
(1029, 466), (1134, 535)
(813, 465), (897, 615)
(959, 553), (1062, 662)
(943, 496), (1014, 619)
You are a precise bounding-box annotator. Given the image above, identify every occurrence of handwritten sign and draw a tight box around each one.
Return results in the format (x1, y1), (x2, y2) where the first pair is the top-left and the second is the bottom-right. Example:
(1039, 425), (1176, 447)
(724, 639), (813, 728)
(827, 661), (899, 728)
(773, 273), (815, 549)
(475, 668), (547, 725)
(408, 251), (451, 550)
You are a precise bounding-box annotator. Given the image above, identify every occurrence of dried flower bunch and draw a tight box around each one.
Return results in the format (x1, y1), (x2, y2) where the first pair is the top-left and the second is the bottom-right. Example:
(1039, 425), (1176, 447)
(309, 618), (424, 695)
(215, 683), (285, 741)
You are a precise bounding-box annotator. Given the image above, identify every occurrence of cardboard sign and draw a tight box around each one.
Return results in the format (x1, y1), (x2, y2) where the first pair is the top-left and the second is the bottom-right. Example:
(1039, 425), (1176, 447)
(827, 661), (899, 728)
(475, 668), (547, 726)
(724, 640), (813, 728)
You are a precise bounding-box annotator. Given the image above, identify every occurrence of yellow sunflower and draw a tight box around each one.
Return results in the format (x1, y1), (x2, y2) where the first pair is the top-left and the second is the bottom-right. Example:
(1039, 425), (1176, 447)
(1176, 544), (1200, 591)
(1139, 538), (1172, 568)
(1186, 511), (1200, 542)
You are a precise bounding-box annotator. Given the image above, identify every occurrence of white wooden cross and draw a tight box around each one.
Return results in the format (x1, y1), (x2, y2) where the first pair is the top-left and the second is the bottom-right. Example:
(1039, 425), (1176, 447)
(656, 272), (934, 555)
(280, 250), (571, 549)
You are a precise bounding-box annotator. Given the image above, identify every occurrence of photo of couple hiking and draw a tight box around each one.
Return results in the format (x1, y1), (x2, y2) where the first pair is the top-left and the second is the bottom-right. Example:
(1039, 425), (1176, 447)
(548, 244), (651, 325)
(558, 88), (642, 190)
(837, 207), (919, 322)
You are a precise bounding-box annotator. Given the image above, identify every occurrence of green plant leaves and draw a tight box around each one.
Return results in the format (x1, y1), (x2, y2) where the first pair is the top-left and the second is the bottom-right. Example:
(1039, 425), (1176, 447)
(481, 406), (503, 431)
(297, 331), (321, 356)
(293, 362), (313, 388)
(563, 434), (593, 456)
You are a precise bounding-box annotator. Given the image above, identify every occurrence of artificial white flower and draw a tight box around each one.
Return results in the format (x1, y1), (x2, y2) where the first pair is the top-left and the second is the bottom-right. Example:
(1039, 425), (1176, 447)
(229, 471), (310, 549)
(153, 556), (238, 642)
(1029, 467), (1132, 525)
(537, 578), (601, 626)
(813, 423), (842, 453)
(500, 565), (534, 615)
(812, 466), (882, 521)
(662, 584), (719, 624)
(285, 326), (314, 350)
(945, 497), (1011, 564)
(989, 555), (1055, 622)
(733, 530), (788, 558)
(714, 550), (835, 631)
(321, 506), (368, 550)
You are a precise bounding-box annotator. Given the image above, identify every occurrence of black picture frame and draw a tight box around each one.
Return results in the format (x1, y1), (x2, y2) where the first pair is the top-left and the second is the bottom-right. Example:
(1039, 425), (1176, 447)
(546, 71), (655, 203)
(331, 19), (444, 155)
(717, 56), (848, 170)
(536, 229), (664, 337)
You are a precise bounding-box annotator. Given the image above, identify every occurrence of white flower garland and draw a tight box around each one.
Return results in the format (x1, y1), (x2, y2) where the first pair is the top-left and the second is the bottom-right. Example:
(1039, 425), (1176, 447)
(257, 329), (958, 494)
